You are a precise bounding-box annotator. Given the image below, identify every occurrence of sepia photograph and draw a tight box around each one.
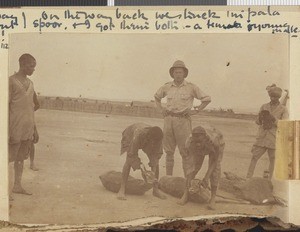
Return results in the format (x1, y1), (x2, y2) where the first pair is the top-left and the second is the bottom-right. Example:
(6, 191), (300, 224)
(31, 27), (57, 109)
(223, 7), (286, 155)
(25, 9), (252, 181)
(8, 32), (290, 224)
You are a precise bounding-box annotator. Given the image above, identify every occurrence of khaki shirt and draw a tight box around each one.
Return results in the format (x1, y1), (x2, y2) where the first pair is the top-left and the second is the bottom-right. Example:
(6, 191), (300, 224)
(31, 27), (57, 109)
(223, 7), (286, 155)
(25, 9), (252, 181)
(254, 102), (289, 149)
(154, 80), (211, 114)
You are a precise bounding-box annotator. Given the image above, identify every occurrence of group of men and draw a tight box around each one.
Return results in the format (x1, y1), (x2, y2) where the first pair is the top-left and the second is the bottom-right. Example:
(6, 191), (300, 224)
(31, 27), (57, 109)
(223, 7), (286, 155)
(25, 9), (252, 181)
(8, 55), (288, 210)
(117, 60), (288, 210)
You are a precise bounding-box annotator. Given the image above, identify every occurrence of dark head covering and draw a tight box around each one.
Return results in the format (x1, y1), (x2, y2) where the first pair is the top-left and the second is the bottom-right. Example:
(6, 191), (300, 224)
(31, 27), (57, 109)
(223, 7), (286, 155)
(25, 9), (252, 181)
(192, 126), (207, 135)
(147, 126), (163, 141)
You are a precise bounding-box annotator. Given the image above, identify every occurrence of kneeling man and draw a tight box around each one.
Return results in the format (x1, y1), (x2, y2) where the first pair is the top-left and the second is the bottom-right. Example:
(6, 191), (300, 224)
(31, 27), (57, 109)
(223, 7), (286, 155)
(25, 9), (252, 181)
(179, 126), (225, 210)
(117, 123), (166, 200)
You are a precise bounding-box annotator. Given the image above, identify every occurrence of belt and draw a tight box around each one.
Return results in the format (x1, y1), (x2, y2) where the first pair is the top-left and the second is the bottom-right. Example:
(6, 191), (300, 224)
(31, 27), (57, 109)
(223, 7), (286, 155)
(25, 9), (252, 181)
(166, 111), (190, 118)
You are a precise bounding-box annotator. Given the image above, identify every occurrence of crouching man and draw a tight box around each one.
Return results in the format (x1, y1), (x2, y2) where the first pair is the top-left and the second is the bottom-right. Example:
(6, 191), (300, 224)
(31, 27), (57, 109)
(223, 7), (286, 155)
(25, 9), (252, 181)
(117, 123), (166, 200)
(178, 126), (225, 210)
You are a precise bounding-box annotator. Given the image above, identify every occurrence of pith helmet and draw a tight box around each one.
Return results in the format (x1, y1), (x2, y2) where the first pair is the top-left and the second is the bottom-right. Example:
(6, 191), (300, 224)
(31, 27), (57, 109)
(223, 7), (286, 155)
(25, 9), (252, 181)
(169, 60), (189, 78)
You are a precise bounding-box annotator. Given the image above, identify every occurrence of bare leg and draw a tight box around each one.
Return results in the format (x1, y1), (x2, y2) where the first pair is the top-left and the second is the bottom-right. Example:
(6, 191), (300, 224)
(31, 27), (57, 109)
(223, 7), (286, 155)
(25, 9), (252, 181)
(178, 173), (196, 205)
(178, 167), (200, 205)
(246, 146), (266, 178)
(246, 158), (259, 178)
(177, 179), (189, 205)
(267, 149), (275, 180)
(151, 164), (166, 199)
(208, 153), (223, 210)
(208, 186), (217, 210)
(30, 144), (39, 171)
(12, 161), (32, 195)
(117, 162), (131, 200)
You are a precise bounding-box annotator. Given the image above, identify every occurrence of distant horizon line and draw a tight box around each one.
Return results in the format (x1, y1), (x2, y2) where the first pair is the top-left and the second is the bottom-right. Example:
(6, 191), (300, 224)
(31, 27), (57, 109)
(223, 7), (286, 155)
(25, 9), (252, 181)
(38, 94), (259, 114)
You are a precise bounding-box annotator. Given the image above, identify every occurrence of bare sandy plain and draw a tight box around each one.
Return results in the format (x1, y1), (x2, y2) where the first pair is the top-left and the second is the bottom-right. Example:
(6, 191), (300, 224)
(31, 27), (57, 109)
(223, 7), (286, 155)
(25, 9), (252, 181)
(8, 109), (288, 225)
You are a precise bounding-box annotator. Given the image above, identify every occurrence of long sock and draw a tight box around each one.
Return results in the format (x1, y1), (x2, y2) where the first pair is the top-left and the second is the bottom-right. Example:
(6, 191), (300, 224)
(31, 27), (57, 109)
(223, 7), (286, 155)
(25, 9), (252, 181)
(166, 153), (174, 176)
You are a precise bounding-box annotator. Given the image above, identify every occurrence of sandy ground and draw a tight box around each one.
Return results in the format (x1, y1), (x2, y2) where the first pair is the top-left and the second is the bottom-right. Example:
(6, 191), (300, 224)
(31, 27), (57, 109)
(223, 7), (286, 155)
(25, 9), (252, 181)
(8, 109), (288, 225)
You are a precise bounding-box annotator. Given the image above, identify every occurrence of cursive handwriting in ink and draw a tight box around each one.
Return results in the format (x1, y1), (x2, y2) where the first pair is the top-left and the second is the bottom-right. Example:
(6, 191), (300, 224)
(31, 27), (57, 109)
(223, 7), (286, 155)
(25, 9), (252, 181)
(33, 11), (62, 32)
(120, 20), (149, 30)
(0, 13), (18, 36)
(155, 20), (178, 30)
(155, 11), (182, 20)
(247, 22), (300, 35)
(247, 6), (280, 22)
(183, 9), (220, 20)
(207, 19), (242, 29)
(116, 8), (148, 20)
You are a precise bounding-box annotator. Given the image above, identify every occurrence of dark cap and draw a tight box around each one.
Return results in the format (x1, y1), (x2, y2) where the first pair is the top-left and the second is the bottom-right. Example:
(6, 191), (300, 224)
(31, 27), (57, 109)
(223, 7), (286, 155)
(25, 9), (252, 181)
(192, 126), (206, 134)
(147, 126), (163, 141)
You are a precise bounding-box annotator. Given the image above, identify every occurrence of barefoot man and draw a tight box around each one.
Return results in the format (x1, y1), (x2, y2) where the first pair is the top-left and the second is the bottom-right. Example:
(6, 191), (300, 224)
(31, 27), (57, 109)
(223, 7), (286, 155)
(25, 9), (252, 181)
(117, 123), (166, 200)
(9, 54), (38, 195)
(246, 84), (289, 179)
(178, 126), (225, 210)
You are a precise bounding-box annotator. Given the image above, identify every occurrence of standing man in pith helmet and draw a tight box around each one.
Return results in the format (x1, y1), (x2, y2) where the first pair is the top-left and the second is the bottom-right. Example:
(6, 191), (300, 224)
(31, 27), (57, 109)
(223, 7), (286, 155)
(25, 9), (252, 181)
(154, 60), (211, 176)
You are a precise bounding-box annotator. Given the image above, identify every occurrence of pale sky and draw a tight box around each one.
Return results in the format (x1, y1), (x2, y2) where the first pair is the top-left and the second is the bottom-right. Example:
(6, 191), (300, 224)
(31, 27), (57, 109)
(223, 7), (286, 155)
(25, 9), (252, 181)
(9, 33), (289, 113)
